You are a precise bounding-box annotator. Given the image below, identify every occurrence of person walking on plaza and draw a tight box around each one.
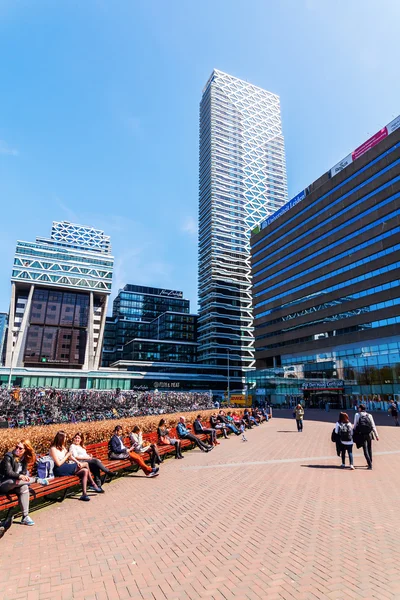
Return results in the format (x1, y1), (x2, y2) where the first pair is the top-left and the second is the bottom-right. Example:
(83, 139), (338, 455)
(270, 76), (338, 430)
(335, 412), (354, 469)
(109, 426), (159, 477)
(389, 400), (399, 426)
(176, 416), (213, 452)
(353, 404), (379, 470)
(295, 404), (304, 432)
(0, 439), (49, 525)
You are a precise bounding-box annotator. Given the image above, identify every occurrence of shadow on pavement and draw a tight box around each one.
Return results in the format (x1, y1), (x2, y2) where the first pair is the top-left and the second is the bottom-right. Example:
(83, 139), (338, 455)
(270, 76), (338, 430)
(273, 408), (398, 427)
(277, 430), (298, 433)
(301, 464), (342, 469)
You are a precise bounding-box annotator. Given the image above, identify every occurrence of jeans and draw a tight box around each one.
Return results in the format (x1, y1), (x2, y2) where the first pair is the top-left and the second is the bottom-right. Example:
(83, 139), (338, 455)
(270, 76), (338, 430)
(213, 424), (228, 438)
(200, 428), (217, 444)
(226, 423), (240, 434)
(340, 443), (353, 466)
(296, 419), (303, 431)
(362, 438), (373, 468)
(86, 457), (112, 487)
(180, 433), (209, 451)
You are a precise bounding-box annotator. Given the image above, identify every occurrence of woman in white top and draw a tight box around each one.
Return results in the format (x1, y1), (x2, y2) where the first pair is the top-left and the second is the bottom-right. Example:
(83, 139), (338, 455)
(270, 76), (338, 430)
(129, 425), (162, 469)
(335, 412), (354, 470)
(49, 431), (102, 502)
(70, 432), (113, 489)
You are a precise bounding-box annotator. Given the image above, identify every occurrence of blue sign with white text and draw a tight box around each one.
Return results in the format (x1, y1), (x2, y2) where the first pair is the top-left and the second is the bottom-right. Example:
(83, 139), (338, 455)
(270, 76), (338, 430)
(261, 189), (306, 229)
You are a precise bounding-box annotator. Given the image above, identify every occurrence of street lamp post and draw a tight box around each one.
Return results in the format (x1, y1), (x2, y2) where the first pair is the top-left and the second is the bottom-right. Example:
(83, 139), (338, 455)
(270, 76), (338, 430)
(7, 329), (19, 390)
(227, 348), (230, 405)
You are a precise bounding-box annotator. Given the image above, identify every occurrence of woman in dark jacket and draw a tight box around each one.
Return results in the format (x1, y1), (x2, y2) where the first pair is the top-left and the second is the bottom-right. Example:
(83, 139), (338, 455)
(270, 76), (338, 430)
(157, 419), (183, 459)
(0, 439), (48, 526)
(209, 413), (228, 438)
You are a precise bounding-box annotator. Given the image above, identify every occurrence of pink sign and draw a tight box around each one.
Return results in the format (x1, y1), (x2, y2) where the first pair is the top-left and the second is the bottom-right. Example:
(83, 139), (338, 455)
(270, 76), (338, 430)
(352, 127), (388, 161)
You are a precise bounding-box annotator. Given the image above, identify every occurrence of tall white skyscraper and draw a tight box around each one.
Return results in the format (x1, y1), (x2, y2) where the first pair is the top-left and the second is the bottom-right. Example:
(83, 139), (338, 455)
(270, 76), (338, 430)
(198, 69), (288, 380)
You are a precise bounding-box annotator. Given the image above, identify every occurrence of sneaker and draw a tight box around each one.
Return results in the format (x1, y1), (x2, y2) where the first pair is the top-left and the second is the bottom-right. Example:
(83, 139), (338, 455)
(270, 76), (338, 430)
(79, 494), (91, 502)
(36, 478), (49, 486)
(146, 470), (159, 478)
(152, 466), (160, 474)
(21, 516), (35, 526)
(90, 486), (105, 494)
(350, 465), (355, 470)
(340, 464), (346, 468)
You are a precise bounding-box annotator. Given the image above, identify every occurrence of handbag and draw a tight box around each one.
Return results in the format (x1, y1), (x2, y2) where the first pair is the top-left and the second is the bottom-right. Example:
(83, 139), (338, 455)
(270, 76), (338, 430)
(331, 428), (338, 443)
(159, 436), (170, 445)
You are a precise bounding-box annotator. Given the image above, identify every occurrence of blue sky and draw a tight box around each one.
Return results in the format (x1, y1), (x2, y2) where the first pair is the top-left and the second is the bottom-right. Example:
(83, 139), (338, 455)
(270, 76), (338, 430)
(0, 0), (399, 315)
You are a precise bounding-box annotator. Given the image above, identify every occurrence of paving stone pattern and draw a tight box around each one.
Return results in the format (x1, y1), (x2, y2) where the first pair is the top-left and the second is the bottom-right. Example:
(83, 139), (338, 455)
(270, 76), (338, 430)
(1, 411), (400, 600)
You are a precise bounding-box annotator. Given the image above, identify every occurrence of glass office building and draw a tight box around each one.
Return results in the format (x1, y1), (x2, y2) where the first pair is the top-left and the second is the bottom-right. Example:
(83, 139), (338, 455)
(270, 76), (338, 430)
(5, 221), (113, 371)
(250, 115), (400, 407)
(198, 69), (288, 381)
(102, 285), (197, 366)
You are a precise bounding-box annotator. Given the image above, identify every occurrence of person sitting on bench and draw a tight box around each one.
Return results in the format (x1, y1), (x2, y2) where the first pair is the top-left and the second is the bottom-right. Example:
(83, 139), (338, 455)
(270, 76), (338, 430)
(109, 426), (159, 478)
(69, 432), (114, 490)
(157, 419), (183, 459)
(218, 410), (240, 434)
(50, 431), (102, 501)
(0, 439), (49, 526)
(129, 425), (162, 469)
(193, 415), (219, 446)
(176, 416), (213, 452)
(210, 413), (228, 438)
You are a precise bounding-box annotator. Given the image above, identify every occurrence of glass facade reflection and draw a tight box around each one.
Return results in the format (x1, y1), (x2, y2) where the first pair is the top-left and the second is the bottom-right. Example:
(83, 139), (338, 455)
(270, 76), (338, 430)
(6, 220), (113, 371)
(102, 285), (197, 366)
(250, 119), (400, 404)
(23, 289), (89, 366)
(198, 69), (288, 375)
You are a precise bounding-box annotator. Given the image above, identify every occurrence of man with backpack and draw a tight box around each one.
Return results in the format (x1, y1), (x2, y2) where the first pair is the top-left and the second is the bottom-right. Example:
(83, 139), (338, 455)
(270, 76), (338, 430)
(354, 404), (379, 469)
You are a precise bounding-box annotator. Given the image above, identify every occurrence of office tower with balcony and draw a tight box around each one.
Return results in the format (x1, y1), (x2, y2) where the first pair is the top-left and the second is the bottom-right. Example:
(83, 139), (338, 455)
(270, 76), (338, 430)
(198, 69), (288, 381)
(5, 221), (114, 371)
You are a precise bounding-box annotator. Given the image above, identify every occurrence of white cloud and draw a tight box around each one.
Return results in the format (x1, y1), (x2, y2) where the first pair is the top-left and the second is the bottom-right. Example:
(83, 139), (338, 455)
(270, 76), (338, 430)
(181, 216), (197, 236)
(0, 140), (18, 156)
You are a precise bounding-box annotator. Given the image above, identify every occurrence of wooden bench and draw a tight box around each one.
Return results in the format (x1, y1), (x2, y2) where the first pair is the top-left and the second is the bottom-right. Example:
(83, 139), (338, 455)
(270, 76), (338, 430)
(0, 425), (218, 518)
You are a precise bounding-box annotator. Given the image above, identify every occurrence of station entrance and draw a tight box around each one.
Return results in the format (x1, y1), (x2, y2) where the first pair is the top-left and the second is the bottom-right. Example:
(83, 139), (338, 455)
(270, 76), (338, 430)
(302, 385), (344, 410)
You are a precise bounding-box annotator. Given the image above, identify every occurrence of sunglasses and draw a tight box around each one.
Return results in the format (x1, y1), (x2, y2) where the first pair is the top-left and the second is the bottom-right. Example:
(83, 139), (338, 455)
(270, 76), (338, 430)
(15, 445), (24, 451)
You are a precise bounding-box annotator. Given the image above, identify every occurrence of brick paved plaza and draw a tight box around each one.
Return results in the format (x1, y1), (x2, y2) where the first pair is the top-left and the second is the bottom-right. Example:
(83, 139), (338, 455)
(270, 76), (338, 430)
(1, 411), (400, 600)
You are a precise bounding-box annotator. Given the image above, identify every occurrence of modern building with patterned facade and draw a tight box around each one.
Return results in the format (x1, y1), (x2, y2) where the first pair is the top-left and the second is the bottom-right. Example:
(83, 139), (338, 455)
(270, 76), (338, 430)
(5, 221), (113, 371)
(102, 285), (197, 367)
(0, 312), (7, 365)
(198, 69), (288, 383)
(249, 115), (400, 407)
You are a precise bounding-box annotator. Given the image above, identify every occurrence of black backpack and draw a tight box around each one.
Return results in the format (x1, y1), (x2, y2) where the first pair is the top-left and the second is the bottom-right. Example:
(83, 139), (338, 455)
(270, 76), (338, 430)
(338, 423), (352, 442)
(358, 414), (372, 434)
